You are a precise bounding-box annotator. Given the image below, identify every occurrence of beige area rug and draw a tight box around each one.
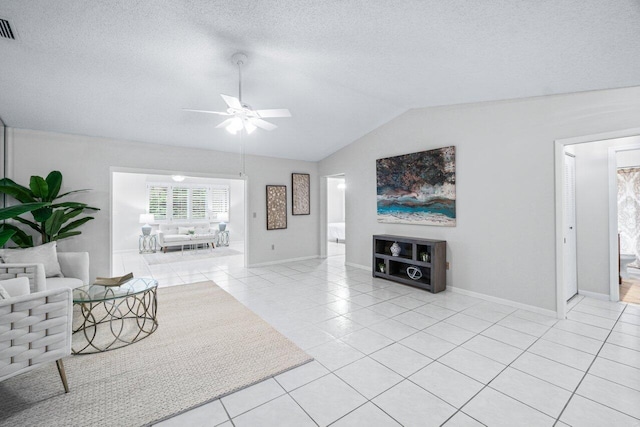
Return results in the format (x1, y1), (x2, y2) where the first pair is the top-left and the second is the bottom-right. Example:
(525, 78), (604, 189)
(0, 281), (312, 427)
(143, 246), (242, 265)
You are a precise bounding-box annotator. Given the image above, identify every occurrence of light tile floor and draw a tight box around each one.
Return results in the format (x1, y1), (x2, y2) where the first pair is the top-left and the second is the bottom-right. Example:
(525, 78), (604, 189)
(115, 246), (640, 426)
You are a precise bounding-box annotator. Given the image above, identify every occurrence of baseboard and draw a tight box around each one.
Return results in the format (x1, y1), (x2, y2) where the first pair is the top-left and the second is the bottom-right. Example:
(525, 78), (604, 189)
(248, 255), (319, 267)
(113, 249), (138, 255)
(578, 289), (610, 301)
(345, 262), (369, 271)
(447, 285), (557, 318)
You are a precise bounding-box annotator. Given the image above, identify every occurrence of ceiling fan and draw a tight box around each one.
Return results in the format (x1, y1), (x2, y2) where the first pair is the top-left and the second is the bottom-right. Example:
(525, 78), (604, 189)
(183, 52), (291, 135)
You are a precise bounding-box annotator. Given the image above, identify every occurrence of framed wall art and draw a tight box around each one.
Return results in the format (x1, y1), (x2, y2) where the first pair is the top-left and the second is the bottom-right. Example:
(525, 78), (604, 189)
(292, 173), (310, 215)
(376, 146), (456, 226)
(266, 185), (287, 230)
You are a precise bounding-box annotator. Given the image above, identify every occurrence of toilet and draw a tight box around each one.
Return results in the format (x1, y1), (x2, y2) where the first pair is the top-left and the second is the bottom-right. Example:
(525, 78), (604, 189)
(620, 253), (636, 279)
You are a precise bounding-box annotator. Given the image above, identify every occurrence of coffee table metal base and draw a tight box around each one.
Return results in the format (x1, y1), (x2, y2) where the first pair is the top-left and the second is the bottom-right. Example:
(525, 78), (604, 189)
(72, 285), (158, 354)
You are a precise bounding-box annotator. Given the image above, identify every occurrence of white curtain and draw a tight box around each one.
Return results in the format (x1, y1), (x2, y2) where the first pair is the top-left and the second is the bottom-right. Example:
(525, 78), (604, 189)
(617, 167), (640, 261)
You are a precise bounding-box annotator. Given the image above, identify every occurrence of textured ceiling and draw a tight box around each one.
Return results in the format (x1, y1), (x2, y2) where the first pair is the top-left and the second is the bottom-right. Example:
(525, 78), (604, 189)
(1, 1), (639, 161)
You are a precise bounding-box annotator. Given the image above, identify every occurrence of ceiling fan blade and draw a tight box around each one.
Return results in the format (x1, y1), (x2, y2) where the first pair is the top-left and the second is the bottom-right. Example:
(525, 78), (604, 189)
(249, 118), (278, 131)
(182, 108), (230, 115)
(216, 118), (235, 129)
(255, 109), (291, 118)
(220, 94), (242, 110)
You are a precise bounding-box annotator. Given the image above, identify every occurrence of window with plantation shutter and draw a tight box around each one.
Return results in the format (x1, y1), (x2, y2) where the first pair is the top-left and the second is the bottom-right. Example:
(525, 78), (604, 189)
(148, 186), (167, 220)
(147, 183), (229, 222)
(172, 187), (189, 220)
(191, 188), (208, 220)
(211, 186), (229, 219)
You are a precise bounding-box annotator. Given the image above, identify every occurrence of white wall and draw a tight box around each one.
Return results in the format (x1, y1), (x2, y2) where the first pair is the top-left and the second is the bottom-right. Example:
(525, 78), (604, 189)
(112, 172), (147, 252)
(111, 173), (246, 252)
(327, 177), (345, 224)
(319, 86), (640, 312)
(6, 128), (319, 280)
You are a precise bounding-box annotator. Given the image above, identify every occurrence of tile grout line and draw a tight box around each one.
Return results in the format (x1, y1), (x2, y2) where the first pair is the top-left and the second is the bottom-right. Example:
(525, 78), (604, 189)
(439, 317), (560, 425)
(553, 303), (639, 424)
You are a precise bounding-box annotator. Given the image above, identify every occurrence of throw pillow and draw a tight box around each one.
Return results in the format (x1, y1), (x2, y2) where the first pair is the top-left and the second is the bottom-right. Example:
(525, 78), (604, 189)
(0, 277), (30, 298)
(178, 227), (190, 235)
(0, 241), (64, 278)
(0, 283), (9, 300)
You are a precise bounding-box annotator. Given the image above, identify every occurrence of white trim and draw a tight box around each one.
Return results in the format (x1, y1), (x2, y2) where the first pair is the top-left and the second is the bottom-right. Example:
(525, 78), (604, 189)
(345, 262), (369, 271)
(578, 290), (610, 301)
(448, 286), (557, 318)
(248, 255), (319, 267)
(554, 127), (640, 319)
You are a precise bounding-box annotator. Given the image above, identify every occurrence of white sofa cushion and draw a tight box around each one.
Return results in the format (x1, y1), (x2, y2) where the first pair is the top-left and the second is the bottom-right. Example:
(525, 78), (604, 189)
(46, 277), (84, 291)
(0, 242), (64, 278)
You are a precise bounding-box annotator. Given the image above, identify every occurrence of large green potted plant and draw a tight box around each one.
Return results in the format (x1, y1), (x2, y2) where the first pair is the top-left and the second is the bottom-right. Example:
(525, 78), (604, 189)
(0, 171), (99, 247)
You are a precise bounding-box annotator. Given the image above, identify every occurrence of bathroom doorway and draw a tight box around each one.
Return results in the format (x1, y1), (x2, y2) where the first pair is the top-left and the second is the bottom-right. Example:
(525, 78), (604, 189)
(615, 149), (640, 304)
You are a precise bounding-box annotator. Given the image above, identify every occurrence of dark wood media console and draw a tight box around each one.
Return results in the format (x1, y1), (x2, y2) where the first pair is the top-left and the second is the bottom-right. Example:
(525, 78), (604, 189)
(372, 234), (446, 293)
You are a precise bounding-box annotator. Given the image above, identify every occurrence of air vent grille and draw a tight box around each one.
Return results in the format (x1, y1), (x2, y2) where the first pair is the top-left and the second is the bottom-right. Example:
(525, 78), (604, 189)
(0, 18), (15, 40)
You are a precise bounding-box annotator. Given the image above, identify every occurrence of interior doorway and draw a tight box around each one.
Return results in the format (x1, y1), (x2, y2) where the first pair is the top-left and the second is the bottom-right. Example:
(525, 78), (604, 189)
(326, 175), (346, 257)
(555, 128), (640, 318)
(110, 169), (247, 281)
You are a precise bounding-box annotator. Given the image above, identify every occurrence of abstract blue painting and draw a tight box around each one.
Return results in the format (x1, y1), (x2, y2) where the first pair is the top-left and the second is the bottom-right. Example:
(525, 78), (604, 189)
(376, 146), (456, 226)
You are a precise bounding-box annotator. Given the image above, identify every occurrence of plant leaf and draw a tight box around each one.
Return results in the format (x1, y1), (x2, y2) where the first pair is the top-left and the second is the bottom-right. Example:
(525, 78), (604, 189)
(0, 202), (50, 220)
(45, 171), (62, 201)
(14, 216), (42, 233)
(0, 183), (36, 203)
(58, 216), (94, 235)
(56, 189), (91, 200)
(2, 223), (34, 247)
(53, 231), (81, 241)
(0, 228), (16, 247)
(32, 207), (53, 223)
(44, 210), (66, 237)
(51, 202), (88, 209)
(29, 176), (48, 199)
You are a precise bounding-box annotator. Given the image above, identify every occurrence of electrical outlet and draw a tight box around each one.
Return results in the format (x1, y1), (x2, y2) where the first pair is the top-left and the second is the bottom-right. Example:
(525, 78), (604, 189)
(271, 244), (275, 250)
(446, 262), (450, 270)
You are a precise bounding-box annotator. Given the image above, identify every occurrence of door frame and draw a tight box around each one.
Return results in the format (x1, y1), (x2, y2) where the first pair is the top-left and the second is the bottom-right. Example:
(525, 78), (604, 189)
(109, 166), (248, 274)
(554, 127), (640, 319)
(563, 152), (578, 301)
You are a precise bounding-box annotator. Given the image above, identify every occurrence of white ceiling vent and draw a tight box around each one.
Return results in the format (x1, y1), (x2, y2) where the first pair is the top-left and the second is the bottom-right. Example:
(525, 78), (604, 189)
(0, 18), (15, 40)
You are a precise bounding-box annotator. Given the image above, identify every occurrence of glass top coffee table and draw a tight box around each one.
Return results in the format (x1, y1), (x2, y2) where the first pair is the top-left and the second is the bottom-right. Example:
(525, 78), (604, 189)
(72, 277), (158, 354)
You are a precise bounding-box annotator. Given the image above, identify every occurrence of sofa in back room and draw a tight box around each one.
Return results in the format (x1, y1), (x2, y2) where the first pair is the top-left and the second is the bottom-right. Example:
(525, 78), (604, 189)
(156, 223), (218, 253)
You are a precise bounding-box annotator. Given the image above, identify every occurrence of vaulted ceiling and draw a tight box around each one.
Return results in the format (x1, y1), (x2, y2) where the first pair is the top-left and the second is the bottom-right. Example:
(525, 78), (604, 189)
(1, 1), (639, 161)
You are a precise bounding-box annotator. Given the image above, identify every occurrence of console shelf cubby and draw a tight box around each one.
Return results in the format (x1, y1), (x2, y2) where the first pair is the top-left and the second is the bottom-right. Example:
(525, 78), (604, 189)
(372, 234), (446, 293)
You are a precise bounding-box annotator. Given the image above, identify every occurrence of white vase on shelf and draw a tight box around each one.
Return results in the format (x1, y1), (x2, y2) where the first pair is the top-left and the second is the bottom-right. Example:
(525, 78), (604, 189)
(390, 242), (401, 257)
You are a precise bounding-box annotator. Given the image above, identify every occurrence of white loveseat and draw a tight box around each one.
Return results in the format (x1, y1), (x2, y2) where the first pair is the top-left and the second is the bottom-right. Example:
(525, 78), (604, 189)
(157, 223), (217, 253)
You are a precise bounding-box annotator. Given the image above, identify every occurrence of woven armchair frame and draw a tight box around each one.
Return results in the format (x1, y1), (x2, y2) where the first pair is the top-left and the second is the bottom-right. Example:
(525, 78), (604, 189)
(0, 287), (72, 389)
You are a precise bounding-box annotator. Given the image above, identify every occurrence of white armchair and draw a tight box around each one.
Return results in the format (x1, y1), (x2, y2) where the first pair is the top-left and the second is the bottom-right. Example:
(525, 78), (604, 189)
(0, 252), (89, 293)
(0, 277), (72, 392)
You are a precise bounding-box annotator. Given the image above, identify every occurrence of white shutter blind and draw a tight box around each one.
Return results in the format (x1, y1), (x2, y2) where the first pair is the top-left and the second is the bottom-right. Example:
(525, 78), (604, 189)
(191, 188), (208, 220)
(172, 187), (189, 220)
(148, 186), (168, 220)
(211, 187), (229, 217)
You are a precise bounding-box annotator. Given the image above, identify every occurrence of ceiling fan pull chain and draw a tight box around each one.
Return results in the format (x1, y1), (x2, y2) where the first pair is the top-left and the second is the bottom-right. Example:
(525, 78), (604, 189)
(238, 59), (242, 104)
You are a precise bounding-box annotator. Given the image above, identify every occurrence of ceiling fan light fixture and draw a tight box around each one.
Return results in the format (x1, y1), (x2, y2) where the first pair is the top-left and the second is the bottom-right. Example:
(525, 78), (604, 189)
(226, 116), (243, 134)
